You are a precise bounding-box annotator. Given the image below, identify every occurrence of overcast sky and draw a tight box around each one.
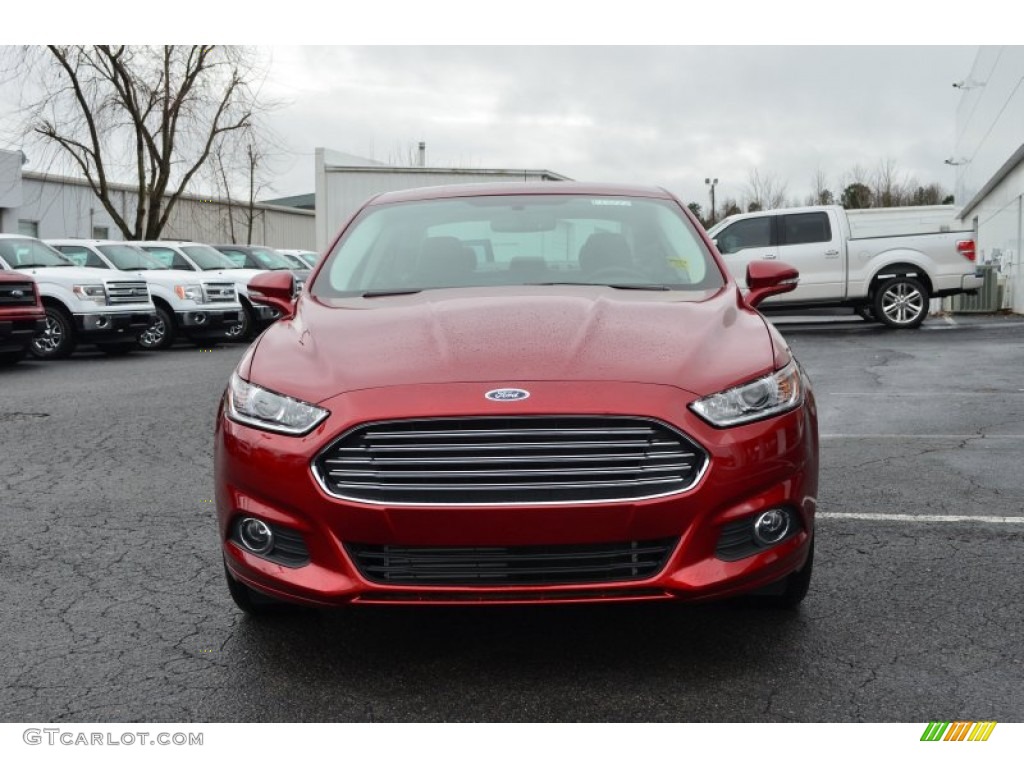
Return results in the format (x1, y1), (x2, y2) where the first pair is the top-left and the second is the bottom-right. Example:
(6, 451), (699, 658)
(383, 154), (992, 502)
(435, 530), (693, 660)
(258, 45), (979, 209)
(0, 25), (989, 213)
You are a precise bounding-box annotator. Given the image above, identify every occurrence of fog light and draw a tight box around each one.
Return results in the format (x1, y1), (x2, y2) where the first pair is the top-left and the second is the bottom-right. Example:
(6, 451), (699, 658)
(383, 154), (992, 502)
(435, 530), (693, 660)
(238, 517), (274, 555)
(193, 312), (207, 325)
(95, 315), (110, 328)
(753, 508), (791, 546)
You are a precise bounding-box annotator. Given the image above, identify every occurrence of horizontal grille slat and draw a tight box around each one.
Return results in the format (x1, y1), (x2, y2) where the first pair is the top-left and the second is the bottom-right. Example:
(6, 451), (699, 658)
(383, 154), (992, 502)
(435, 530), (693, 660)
(105, 281), (149, 304)
(346, 537), (679, 586)
(202, 282), (236, 302)
(315, 416), (707, 505)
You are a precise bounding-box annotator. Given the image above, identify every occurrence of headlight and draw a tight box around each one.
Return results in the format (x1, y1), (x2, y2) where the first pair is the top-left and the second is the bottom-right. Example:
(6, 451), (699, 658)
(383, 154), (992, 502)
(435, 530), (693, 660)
(73, 284), (106, 303)
(174, 283), (203, 301)
(690, 360), (804, 427)
(226, 373), (329, 435)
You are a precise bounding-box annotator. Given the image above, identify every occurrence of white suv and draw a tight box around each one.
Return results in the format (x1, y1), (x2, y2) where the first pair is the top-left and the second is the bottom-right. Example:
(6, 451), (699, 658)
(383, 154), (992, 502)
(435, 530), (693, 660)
(0, 234), (156, 358)
(47, 239), (243, 350)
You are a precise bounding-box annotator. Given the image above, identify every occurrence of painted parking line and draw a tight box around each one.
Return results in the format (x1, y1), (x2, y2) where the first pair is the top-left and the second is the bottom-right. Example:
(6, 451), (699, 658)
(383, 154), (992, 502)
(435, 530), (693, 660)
(819, 512), (1024, 524)
(820, 434), (1024, 439)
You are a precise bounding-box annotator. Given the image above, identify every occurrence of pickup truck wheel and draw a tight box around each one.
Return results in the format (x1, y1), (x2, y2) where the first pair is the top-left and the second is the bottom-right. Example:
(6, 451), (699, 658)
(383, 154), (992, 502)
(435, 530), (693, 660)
(30, 306), (76, 359)
(873, 276), (928, 329)
(138, 306), (175, 350)
(224, 304), (253, 342)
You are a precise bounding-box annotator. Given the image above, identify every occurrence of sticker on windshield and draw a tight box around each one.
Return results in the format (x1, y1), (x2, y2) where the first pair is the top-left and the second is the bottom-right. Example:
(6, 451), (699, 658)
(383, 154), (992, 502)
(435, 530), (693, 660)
(591, 199), (632, 206)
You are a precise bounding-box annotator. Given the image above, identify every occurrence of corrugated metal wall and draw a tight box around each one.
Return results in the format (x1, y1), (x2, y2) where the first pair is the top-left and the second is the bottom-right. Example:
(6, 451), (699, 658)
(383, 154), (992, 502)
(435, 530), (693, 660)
(12, 173), (314, 249)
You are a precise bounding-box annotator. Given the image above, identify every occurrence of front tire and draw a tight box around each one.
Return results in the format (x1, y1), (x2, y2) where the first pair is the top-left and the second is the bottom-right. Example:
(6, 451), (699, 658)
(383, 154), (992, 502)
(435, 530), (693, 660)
(223, 303), (253, 343)
(224, 562), (288, 616)
(750, 539), (814, 609)
(138, 306), (175, 350)
(873, 276), (928, 329)
(30, 306), (76, 359)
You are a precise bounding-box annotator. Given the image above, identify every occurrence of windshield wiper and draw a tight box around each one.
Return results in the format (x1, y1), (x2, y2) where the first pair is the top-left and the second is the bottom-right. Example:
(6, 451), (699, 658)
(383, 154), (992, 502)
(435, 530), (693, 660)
(361, 289), (423, 298)
(532, 281), (672, 291)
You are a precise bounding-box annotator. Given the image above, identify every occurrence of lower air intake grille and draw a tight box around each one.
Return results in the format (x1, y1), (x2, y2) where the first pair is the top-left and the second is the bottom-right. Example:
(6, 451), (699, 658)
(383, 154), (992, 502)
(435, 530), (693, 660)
(315, 416), (706, 505)
(345, 538), (679, 586)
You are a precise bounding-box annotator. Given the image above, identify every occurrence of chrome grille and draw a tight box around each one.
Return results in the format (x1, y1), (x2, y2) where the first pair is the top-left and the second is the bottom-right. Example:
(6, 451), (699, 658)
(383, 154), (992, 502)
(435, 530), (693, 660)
(0, 280), (36, 307)
(345, 538), (679, 586)
(315, 416), (707, 505)
(105, 280), (149, 305)
(202, 282), (236, 303)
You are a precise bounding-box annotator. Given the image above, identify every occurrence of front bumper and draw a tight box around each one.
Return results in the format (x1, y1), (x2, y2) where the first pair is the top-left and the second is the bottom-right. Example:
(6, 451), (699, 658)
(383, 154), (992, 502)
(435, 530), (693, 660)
(215, 380), (818, 607)
(76, 310), (157, 339)
(0, 315), (46, 352)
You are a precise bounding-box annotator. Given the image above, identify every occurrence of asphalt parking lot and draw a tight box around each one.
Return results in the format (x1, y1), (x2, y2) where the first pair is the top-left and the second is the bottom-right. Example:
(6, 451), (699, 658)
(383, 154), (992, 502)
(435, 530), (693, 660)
(2, 313), (1023, 722)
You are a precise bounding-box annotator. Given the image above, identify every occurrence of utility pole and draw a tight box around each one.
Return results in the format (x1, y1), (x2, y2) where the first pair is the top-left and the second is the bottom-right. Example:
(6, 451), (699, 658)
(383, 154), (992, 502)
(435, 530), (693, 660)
(705, 177), (718, 226)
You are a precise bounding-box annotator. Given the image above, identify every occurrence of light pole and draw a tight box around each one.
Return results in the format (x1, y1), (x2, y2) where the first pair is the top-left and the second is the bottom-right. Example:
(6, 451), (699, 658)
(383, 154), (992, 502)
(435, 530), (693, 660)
(705, 177), (718, 225)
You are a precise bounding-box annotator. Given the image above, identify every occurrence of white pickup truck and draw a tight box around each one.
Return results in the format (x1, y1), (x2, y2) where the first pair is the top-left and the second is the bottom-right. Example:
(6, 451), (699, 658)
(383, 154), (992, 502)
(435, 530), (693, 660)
(46, 239), (243, 350)
(0, 234), (156, 358)
(706, 205), (982, 328)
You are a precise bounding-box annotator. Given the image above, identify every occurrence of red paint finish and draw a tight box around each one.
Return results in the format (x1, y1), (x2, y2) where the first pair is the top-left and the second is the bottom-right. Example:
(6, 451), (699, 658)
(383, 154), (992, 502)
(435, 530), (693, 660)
(214, 183), (818, 608)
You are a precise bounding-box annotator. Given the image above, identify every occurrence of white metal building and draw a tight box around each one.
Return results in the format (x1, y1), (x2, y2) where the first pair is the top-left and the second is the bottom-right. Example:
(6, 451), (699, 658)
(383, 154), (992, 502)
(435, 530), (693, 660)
(313, 147), (571, 251)
(952, 46), (1024, 314)
(0, 148), (315, 249)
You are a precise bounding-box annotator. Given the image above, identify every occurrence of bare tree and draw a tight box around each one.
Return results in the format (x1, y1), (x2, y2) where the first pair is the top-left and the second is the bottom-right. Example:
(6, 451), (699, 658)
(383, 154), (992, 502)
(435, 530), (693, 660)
(5, 45), (275, 240)
(807, 169), (834, 206)
(871, 158), (912, 207)
(744, 169), (788, 211)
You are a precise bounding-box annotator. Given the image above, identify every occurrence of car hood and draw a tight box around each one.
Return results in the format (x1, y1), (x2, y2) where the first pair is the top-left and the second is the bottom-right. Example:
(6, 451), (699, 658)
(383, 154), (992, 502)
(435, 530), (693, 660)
(246, 286), (777, 404)
(15, 265), (146, 282)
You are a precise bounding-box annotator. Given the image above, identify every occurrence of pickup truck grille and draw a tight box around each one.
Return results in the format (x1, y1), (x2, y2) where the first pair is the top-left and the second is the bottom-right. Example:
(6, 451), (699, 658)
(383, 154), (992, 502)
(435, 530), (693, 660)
(315, 416), (707, 505)
(202, 282), (236, 303)
(0, 280), (37, 307)
(106, 281), (149, 305)
(345, 537), (679, 586)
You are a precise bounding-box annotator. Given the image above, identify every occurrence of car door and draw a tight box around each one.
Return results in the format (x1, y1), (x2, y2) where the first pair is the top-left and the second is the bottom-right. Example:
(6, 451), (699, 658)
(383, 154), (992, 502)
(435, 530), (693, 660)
(774, 211), (844, 302)
(712, 214), (778, 285)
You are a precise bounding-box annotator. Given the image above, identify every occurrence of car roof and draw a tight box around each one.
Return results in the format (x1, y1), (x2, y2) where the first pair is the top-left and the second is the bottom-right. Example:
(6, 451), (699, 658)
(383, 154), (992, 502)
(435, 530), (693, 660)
(367, 181), (675, 206)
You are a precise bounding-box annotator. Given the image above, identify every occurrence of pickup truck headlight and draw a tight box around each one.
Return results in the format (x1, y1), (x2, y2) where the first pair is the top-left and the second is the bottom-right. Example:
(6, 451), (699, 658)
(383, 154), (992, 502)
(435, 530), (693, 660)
(174, 284), (203, 302)
(690, 360), (804, 427)
(226, 373), (329, 435)
(72, 284), (106, 303)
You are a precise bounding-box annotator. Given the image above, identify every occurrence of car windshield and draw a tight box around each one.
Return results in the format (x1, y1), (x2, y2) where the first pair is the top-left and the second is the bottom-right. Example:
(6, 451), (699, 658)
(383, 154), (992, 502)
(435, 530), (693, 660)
(312, 194), (723, 298)
(220, 247), (293, 270)
(99, 244), (168, 270)
(277, 252), (310, 269)
(182, 245), (236, 270)
(0, 238), (75, 268)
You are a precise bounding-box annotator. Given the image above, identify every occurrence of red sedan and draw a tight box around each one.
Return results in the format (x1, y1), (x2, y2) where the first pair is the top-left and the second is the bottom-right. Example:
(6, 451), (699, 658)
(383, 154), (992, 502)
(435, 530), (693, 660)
(214, 183), (818, 613)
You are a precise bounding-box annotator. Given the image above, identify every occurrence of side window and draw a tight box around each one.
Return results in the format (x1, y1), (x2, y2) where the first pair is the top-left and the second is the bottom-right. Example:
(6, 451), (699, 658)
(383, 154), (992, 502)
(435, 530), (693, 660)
(780, 213), (832, 245)
(715, 216), (773, 254)
(143, 247), (190, 270)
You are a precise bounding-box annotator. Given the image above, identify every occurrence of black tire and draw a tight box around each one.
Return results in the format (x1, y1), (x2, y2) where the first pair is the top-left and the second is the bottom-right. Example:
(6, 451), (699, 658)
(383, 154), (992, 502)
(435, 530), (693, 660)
(0, 348), (27, 365)
(872, 276), (928, 329)
(96, 340), (138, 356)
(753, 536), (815, 610)
(223, 303), (253, 343)
(30, 305), (76, 360)
(138, 305), (176, 350)
(224, 562), (289, 616)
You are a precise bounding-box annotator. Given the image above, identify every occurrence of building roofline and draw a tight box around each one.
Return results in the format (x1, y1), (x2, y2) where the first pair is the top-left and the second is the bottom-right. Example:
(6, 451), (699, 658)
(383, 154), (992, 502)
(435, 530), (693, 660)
(21, 170), (315, 216)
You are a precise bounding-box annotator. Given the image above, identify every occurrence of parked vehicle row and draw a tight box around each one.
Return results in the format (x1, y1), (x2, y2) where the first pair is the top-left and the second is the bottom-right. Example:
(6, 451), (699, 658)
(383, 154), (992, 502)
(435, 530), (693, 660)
(0, 234), (317, 363)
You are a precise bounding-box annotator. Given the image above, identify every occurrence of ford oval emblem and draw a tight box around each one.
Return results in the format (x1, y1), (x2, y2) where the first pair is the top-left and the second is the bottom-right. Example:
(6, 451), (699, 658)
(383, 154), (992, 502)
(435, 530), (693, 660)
(485, 388), (530, 402)
(10, 290), (24, 298)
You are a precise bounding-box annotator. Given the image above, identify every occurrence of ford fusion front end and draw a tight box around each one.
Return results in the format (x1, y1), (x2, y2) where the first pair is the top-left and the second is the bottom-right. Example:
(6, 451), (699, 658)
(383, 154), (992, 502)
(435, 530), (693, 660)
(214, 184), (818, 613)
